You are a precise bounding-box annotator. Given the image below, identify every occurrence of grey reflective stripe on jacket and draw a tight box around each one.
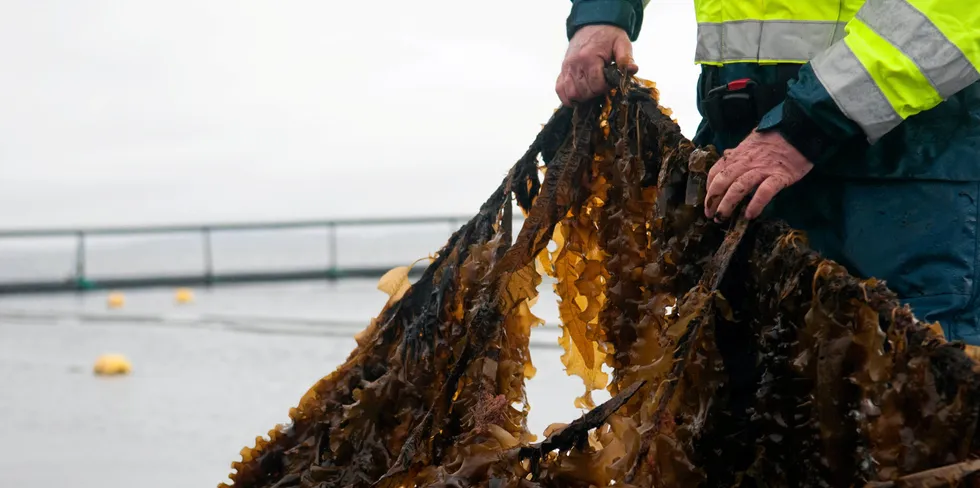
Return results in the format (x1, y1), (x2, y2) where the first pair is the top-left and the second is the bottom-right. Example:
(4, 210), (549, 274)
(695, 20), (847, 64)
(812, 0), (980, 142)
(855, 0), (980, 99)
(810, 42), (899, 142)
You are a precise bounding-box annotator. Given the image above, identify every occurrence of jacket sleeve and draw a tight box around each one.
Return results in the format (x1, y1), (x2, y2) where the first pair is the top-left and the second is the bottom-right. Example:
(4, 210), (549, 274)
(757, 0), (980, 164)
(566, 0), (651, 42)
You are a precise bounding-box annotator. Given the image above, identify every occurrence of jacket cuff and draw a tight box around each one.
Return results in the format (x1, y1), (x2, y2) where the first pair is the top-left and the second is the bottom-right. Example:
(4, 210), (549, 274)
(756, 63), (864, 166)
(567, 0), (644, 42)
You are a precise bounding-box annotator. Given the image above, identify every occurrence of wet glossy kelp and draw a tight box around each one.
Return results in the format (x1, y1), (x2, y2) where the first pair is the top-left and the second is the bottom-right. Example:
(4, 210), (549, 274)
(219, 68), (980, 488)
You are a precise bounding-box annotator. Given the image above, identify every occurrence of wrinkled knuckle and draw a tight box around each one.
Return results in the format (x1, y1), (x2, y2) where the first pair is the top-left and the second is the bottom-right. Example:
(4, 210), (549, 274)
(571, 52), (597, 66)
(717, 168), (736, 181)
(760, 183), (780, 197)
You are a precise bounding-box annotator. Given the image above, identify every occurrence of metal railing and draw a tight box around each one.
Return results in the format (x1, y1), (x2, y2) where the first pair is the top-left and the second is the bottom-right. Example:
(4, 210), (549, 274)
(0, 215), (494, 294)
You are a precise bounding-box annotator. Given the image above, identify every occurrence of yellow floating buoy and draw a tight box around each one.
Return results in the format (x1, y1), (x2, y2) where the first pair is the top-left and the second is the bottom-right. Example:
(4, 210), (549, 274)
(175, 287), (194, 304)
(106, 292), (125, 309)
(93, 353), (131, 376)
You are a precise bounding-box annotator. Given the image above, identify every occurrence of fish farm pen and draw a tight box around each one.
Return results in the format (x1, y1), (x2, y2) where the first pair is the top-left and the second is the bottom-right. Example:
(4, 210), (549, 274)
(0, 215), (522, 294)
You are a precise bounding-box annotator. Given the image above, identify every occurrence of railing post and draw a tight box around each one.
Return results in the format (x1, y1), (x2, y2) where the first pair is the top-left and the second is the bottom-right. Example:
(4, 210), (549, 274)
(328, 222), (338, 279)
(74, 231), (86, 290)
(202, 227), (214, 286)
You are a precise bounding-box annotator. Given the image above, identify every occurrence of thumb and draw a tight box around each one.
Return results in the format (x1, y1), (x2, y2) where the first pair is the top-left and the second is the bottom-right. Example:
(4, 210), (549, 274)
(612, 37), (638, 75)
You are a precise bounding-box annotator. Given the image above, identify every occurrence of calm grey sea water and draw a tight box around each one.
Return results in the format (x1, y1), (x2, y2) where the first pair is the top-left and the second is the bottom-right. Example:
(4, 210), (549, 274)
(0, 227), (605, 488)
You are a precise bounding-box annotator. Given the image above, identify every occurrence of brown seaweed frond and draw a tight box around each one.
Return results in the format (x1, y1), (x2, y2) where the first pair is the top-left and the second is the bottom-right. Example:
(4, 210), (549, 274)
(219, 66), (980, 488)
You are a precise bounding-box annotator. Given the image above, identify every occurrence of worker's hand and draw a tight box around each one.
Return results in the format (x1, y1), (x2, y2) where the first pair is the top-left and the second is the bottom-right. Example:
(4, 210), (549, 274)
(556, 25), (638, 107)
(704, 130), (814, 221)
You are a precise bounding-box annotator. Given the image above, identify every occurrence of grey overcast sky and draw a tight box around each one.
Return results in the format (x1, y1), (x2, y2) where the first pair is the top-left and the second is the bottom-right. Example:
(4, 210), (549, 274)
(0, 1), (700, 228)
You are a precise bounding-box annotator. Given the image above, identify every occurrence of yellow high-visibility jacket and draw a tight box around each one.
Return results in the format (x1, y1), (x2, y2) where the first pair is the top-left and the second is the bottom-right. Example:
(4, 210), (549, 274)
(567, 0), (980, 144)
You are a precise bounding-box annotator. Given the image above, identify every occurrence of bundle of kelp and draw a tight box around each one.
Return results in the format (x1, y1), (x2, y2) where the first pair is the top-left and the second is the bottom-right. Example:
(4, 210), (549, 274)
(219, 67), (980, 488)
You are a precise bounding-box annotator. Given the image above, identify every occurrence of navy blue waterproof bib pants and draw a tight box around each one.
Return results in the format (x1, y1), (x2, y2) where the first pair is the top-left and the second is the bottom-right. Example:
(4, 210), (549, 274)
(693, 64), (980, 345)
